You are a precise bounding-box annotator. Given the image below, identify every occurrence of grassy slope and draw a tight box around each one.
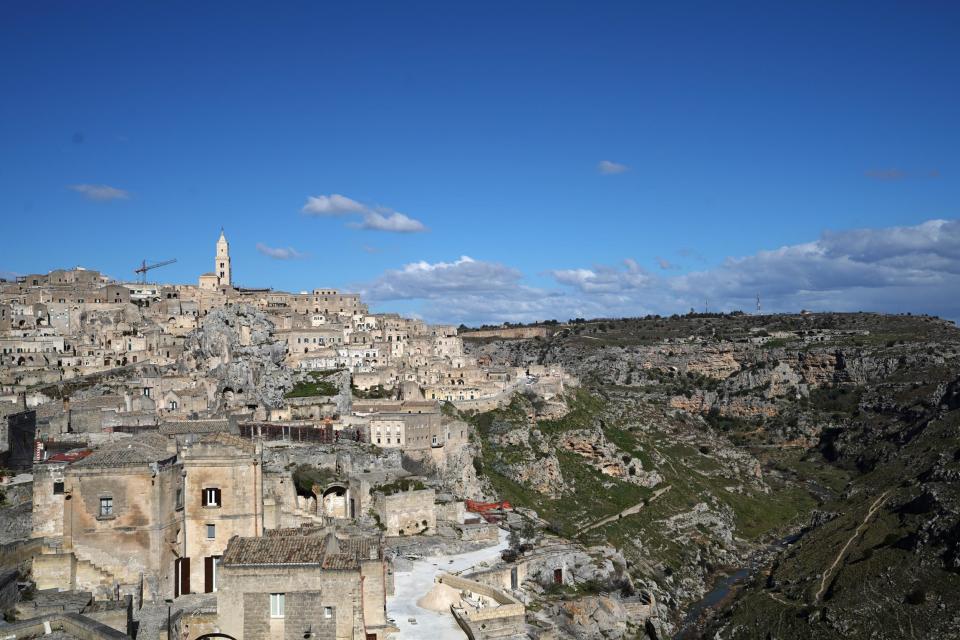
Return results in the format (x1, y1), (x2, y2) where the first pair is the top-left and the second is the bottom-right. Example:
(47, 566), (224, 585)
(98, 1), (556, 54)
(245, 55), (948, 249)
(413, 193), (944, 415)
(471, 389), (821, 584)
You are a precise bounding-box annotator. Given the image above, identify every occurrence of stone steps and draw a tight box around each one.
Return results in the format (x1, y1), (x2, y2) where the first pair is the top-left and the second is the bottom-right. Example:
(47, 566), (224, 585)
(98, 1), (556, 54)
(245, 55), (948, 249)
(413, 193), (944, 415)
(72, 545), (141, 587)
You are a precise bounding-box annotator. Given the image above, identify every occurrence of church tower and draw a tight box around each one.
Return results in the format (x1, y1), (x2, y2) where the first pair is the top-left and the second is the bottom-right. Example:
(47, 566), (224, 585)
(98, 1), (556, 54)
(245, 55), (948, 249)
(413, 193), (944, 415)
(216, 229), (231, 287)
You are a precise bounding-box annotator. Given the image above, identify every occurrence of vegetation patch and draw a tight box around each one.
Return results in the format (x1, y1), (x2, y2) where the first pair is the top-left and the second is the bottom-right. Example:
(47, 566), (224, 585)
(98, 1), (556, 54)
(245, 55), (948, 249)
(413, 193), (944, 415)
(286, 371), (339, 397)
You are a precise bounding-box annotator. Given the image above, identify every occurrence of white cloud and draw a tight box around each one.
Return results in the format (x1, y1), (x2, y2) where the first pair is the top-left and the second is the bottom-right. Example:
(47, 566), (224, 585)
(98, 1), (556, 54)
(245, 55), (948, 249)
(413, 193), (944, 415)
(598, 160), (629, 175)
(301, 194), (367, 216)
(361, 256), (522, 301)
(550, 259), (654, 294)
(669, 219), (960, 316)
(301, 194), (427, 233)
(356, 211), (427, 233)
(68, 184), (130, 201)
(355, 219), (960, 324)
(256, 243), (306, 260)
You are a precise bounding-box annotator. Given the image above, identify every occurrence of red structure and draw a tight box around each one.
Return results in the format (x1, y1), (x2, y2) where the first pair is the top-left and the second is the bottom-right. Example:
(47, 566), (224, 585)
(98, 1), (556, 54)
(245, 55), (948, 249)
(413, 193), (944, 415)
(465, 499), (512, 523)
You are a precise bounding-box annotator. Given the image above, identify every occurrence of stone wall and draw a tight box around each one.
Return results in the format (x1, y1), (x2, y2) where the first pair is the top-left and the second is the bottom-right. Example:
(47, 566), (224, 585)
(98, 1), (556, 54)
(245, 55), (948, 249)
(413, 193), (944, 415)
(437, 573), (526, 639)
(436, 500), (465, 523)
(0, 537), (42, 571)
(0, 568), (18, 612)
(462, 327), (551, 340)
(32, 463), (66, 538)
(374, 489), (435, 537)
(62, 461), (181, 599)
(283, 591), (336, 640)
(32, 552), (74, 591)
(0, 612), (130, 640)
(218, 560), (387, 640)
(181, 437), (262, 593)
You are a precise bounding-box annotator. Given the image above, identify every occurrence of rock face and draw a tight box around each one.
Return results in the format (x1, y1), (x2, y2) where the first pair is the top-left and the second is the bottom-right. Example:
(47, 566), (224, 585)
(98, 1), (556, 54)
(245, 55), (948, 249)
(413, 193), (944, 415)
(560, 428), (662, 488)
(485, 416), (566, 499)
(181, 305), (292, 409)
(463, 313), (960, 639)
(559, 596), (629, 639)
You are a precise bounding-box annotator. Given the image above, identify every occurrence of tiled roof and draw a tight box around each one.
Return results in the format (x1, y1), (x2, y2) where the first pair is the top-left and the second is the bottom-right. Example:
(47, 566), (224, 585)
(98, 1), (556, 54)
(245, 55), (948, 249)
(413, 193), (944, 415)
(159, 419), (229, 435)
(70, 395), (125, 410)
(70, 435), (172, 468)
(222, 531), (379, 568)
(196, 432), (256, 453)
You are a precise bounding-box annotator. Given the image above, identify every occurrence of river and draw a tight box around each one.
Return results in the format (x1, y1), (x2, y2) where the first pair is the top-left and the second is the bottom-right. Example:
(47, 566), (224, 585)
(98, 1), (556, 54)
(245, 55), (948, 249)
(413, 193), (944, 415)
(673, 532), (803, 639)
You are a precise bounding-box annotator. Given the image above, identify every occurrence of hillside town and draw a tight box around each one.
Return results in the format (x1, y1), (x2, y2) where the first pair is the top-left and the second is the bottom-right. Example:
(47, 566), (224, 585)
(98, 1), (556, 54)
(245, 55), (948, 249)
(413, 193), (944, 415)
(0, 232), (594, 640)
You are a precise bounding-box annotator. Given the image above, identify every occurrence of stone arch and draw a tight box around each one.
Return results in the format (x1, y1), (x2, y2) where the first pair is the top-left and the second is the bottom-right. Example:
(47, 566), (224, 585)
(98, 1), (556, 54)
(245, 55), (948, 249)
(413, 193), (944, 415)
(321, 483), (349, 518)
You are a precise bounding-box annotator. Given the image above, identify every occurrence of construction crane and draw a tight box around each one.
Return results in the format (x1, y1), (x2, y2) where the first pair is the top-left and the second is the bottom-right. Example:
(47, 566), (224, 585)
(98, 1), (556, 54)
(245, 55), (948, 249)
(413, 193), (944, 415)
(134, 258), (176, 284)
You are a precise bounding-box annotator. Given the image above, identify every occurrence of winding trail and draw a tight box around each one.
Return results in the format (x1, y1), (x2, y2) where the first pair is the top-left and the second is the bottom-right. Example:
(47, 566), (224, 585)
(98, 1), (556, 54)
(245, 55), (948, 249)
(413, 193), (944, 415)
(575, 485), (672, 535)
(815, 490), (890, 602)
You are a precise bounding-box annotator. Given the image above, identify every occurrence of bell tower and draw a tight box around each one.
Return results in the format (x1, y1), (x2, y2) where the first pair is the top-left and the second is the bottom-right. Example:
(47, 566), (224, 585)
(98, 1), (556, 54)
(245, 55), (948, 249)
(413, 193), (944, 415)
(216, 228), (231, 287)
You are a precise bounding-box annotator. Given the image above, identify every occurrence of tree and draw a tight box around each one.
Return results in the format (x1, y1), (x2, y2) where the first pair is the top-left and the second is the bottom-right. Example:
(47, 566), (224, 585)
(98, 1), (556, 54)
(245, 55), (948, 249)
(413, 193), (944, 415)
(520, 518), (536, 544)
(507, 527), (521, 551)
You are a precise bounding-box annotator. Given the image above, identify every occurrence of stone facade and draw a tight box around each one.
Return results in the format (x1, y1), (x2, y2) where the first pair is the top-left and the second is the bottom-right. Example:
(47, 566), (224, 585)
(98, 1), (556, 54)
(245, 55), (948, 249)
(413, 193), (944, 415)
(180, 433), (263, 595)
(373, 488), (436, 537)
(217, 530), (390, 640)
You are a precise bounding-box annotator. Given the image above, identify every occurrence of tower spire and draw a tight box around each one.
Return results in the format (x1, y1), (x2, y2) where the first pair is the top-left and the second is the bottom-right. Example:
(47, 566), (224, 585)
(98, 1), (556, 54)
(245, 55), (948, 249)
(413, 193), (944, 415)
(216, 229), (231, 287)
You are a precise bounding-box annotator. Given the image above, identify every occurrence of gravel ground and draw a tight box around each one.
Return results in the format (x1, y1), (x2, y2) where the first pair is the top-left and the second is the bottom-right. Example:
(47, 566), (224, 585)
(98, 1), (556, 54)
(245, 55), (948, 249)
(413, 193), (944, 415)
(387, 528), (508, 640)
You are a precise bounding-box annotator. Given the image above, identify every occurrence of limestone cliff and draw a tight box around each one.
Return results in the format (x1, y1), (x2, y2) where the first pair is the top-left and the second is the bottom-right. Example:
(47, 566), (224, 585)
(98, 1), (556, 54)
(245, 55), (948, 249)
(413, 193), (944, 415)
(180, 304), (292, 409)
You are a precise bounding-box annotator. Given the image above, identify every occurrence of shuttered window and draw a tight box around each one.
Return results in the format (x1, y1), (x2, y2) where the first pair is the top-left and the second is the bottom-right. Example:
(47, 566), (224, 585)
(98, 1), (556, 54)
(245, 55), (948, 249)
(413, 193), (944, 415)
(201, 487), (221, 507)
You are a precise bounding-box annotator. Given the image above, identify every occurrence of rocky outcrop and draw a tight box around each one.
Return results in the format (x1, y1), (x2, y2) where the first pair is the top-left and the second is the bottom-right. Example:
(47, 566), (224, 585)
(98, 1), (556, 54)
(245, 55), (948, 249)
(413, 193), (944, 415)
(560, 429), (662, 488)
(180, 304), (292, 409)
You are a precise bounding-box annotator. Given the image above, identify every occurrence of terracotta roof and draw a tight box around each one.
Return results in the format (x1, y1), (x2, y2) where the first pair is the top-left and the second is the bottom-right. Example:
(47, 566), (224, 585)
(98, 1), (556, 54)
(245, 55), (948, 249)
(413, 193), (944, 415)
(222, 531), (379, 568)
(45, 449), (92, 463)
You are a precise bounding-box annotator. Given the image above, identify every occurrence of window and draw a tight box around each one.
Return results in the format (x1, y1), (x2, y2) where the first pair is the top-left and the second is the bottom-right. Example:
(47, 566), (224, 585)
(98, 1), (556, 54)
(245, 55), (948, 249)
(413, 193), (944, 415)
(99, 497), (113, 517)
(53, 481), (64, 495)
(142, 388), (151, 397)
(202, 487), (221, 507)
(324, 607), (332, 619)
(270, 593), (285, 618)
(206, 524), (216, 539)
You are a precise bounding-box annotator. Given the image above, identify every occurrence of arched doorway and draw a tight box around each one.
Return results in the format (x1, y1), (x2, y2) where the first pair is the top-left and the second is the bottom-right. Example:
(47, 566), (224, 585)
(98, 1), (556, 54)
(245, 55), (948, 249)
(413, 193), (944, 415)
(321, 484), (349, 519)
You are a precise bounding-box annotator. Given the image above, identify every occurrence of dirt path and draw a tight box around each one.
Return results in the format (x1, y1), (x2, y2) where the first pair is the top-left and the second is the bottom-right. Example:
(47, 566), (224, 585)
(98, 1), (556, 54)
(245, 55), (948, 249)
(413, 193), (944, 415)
(815, 490), (890, 602)
(575, 485), (672, 535)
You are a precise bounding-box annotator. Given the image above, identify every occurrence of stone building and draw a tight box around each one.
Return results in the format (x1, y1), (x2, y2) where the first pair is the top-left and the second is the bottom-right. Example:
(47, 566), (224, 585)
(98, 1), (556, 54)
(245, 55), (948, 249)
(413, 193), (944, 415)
(199, 230), (233, 291)
(31, 431), (266, 602)
(373, 487), (436, 537)
(216, 528), (392, 640)
(33, 435), (181, 601)
(179, 433), (263, 596)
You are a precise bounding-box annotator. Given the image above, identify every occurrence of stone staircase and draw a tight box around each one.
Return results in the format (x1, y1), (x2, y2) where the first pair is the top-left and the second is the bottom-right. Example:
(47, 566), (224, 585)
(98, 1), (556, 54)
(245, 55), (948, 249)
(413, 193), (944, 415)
(71, 544), (142, 597)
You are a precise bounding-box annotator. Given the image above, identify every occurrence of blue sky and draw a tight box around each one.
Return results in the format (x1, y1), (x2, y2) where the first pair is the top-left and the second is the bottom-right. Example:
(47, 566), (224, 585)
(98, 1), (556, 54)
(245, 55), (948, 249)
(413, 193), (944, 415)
(2, 2), (958, 323)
